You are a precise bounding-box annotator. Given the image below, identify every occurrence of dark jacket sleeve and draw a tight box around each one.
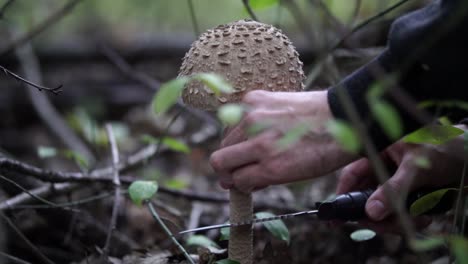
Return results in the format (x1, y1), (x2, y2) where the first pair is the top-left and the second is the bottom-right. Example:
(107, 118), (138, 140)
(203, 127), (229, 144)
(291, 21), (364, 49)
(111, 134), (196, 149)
(327, 0), (468, 150)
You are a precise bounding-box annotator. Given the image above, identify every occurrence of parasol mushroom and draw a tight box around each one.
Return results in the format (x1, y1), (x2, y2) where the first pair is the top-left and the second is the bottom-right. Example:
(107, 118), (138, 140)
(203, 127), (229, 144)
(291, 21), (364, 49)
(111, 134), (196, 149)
(179, 19), (305, 264)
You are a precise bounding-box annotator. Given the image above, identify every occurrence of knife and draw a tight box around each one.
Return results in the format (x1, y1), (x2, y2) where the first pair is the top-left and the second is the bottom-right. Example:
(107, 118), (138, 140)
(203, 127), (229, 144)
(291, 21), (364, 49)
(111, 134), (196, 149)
(179, 188), (455, 235)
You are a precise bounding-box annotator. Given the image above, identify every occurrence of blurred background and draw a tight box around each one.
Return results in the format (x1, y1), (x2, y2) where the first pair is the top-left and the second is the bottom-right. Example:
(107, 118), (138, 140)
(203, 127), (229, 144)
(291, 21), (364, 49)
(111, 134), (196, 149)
(0, 1), (443, 264)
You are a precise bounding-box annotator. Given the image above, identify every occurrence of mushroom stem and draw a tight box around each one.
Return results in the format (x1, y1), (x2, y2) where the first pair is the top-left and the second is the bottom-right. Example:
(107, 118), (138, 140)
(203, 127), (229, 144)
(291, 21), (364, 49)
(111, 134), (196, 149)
(229, 189), (253, 264)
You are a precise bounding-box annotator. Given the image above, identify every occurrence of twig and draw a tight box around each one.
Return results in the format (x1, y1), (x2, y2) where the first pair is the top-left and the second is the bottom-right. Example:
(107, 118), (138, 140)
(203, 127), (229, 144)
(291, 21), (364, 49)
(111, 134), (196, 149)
(0, 154), (229, 208)
(0, 0), (84, 56)
(0, 0), (15, 19)
(452, 162), (467, 234)
(242, 0), (259, 21)
(14, 38), (95, 164)
(187, 0), (200, 36)
(103, 124), (122, 256)
(100, 44), (161, 92)
(0, 65), (62, 94)
(100, 44), (219, 129)
(328, 59), (416, 240)
(147, 202), (195, 264)
(0, 183), (76, 211)
(0, 211), (55, 264)
(0, 251), (33, 264)
(7, 191), (116, 210)
(0, 174), (63, 209)
(305, 0), (412, 90)
(330, 0), (412, 50)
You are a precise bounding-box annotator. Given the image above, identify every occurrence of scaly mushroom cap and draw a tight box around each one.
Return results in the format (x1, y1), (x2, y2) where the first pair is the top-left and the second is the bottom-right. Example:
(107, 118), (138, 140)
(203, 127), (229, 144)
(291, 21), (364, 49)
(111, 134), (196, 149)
(179, 19), (305, 111)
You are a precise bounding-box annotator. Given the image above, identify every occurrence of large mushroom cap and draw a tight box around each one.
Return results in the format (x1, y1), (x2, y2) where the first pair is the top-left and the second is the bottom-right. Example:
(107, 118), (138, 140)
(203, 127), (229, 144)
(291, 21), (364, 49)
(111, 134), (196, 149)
(179, 19), (305, 111)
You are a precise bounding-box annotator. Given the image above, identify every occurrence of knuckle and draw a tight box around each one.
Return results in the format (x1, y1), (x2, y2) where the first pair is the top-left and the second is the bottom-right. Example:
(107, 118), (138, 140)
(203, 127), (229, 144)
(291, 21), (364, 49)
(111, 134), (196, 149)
(244, 111), (261, 126)
(243, 90), (267, 104)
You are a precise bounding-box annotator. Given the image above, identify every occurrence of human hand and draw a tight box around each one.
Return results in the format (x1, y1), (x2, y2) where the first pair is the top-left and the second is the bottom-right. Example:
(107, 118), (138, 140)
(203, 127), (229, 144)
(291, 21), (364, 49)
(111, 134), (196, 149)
(210, 90), (358, 193)
(336, 139), (465, 232)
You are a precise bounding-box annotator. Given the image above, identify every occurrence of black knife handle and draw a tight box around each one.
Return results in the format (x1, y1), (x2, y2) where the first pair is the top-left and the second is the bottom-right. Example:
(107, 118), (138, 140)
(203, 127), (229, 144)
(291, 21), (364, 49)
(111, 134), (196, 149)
(315, 188), (455, 221)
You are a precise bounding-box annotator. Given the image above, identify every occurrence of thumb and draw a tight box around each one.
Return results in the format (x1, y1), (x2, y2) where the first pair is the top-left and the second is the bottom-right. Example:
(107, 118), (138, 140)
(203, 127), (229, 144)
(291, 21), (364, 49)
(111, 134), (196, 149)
(365, 156), (417, 221)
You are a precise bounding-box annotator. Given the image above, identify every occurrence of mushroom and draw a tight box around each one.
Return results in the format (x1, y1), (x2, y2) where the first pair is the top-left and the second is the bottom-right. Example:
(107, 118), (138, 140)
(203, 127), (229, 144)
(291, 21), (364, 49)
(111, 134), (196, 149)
(179, 19), (305, 264)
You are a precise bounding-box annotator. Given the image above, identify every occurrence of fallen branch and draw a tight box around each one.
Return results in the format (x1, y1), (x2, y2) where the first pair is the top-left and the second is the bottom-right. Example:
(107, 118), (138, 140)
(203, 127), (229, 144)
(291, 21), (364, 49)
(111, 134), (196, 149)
(0, 64), (62, 94)
(0, 0), (84, 56)
(102, 124), (122, 256)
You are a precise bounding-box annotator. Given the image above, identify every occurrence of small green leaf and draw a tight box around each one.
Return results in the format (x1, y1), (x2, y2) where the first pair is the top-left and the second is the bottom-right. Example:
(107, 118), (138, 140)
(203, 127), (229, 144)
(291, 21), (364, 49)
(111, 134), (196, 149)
(220, 223), (230, 241)
(194, 73), (233, 96)
(370, 100), (402, 140)
(276, 124), (311, 150)
(128, 181), (158, 206)
(217, 104), (244, 126)
(409, 188), (456, 216)
(164, 179), (189, 190)
(276, 124), (311, 151)
(403, 125), (464, 145)
(63, 150), (90, 170)
(350, 229), (376, 242)
(140, 135), (190, 154)
(186, 235), (220, 249)
(413, 156), (431, 169)
(246, 121), (272, 136)
(152, 77), (189, 114)
(37, 146), (58, 158)
(255, 212), (290, 245)
(326, 120), (360, 153)
(215, 259), (240, 264)
(249, 0), (278, 9)
(410, 237), (445, 251)
(449, 236), (468, 263)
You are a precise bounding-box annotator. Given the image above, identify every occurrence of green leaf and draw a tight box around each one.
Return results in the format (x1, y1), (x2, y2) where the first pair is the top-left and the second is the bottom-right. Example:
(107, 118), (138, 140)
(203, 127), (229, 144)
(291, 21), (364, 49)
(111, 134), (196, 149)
(186, 235), (220, 249)
(152, 77), (189, 115)
(276, 124), (311, 151)
(326, 120), (360, 153)
(449, 236), (468, 263)
(140, 135), (190, 154)
(220, 223), (230, 241)
(215, 259), (240, 264)
(410, 237), (445, 251)
(164, 179), (189, 190)
(37, 146), (58, 158)
(63, 150), (90, 170)
(249, 0), (278, 9)
(217, 104), (244, 126)
(128, 181), (158, 206)
(255, 212), (290, 245)
(370, 100), (402, 140)
(413, 156), (431, 169)
(409, 188), (456, 216)
(350, 229), (376, 242)
(419, 100), (468, 112)
(403, 125), (464, 145)
(194, 73), (233, 96)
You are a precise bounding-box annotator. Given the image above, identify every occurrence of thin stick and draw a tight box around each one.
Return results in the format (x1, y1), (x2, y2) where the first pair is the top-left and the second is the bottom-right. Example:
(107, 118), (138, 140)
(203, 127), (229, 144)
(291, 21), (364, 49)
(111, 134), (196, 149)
(242, 0), (259, 21)
(147, 202), (195, 264)
(0, 174), (62, 209)
(100, 44), (219, 128)
(103, 124), (122, 256)
(452, 162), (467, 234)
(0, 211), (55, 264)
(0, 0), (15, 19)
(187, 0), (200, 36)
(0, 251), (33, 264)
(0, 65), (62, 94)
(330, 0), (411, 50)
(0, 0), (84, 56)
